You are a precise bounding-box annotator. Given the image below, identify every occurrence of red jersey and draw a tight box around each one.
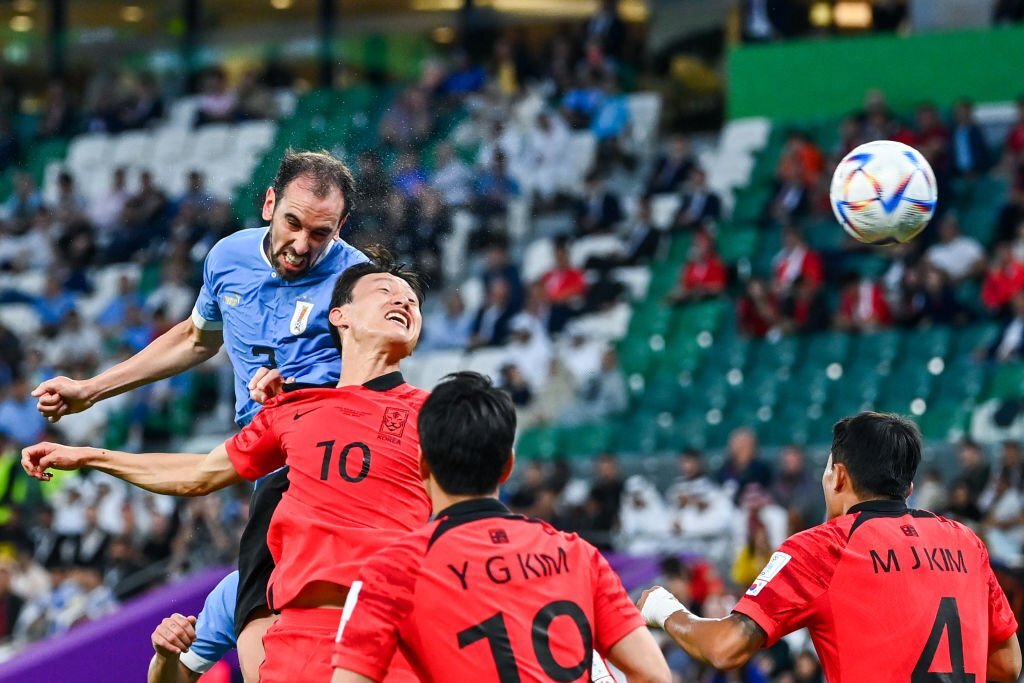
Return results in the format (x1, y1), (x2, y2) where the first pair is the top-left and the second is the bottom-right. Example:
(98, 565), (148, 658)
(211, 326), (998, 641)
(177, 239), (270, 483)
(733, 500), (1018, 682)
(225, 372), (431, 609)
(332, 499), (644, 683)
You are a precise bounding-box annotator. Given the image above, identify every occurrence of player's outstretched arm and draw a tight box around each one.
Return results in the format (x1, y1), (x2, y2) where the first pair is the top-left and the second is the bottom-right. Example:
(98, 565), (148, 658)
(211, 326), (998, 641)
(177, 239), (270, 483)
(988, 634), (1022, 683)
(638, 586), (765, 671)
(21, 441), (243, 496)
(148, 614), (201, 683)
(605, 627), (672, 683)
(33, 318), (222, 422)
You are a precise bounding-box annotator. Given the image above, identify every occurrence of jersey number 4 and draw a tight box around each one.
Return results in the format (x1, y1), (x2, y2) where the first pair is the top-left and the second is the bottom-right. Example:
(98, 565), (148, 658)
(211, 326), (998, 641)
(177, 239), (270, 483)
(912, 597), (975, 683)
(457, 601), (592, 683)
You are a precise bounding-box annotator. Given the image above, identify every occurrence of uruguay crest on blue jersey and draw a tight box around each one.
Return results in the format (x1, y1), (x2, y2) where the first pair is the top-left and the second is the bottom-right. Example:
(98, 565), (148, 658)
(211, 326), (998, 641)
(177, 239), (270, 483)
(290, 299), (315, 335)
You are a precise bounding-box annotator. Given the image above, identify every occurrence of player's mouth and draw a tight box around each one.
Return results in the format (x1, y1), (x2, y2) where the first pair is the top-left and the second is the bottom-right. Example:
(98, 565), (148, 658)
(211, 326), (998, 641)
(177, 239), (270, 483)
(385, 310), (411, 329)
(278, 250), (307, 273)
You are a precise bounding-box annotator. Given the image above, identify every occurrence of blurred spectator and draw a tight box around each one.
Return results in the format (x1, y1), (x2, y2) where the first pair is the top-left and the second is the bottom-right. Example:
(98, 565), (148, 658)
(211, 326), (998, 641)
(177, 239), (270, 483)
(778, 130), (825, 187)
(732, 516), (774, 589)
(667, 478), (735, 565)
(0, 118), (18, 172)
(898, 264), (968, 327)
(539, 236), (587, 332)
(574, 171), (623, 235)
(0, 566), (24, 641)
(587, 196), (660, 273)
(33, 276), (77, 329)
(1003, 97), (1024, 172)
(957, 439), (991, 499)
(672, 167), (722, 232)
(664, 232), (728, 304)
(429, 143), (473, 207)
(440, 52), (486, 97)
(498, 364), (533, 407)
(835, 272), (892, 332)
(910, 468), (948, 512)
(994, 440), (1024, 491)
(36, 81), (75, 140)
(982, 471), (1024, 566)
(472, 152), (521, 228)
(559, 348), (627, 426)
(506, 461), (545, 513)
(195, 67), (237, 125)
(587, 454), (625, 538)
(74, 507), (110, 570)
(998, 190), (1024, 246)
(771, 445), (822, 532)
(48, 310), (103, 368)
(716, 428), (773, 501)
(469, 277), (516, 348)
(779, 275), (830, 335)
(119, 72), (164, 130)
(646, 135), (695, 196)
(983, 291), (1024, 361)
(0, 378), (47, 448)
(481, 239), (524, 312)
(521, 111), (571, 205)
(504, 313), (553, 392)
(737, 278), (779, 339)
(982, 243), (1024, 316)
(145, 263), (194, 322)
(392, 151), (428, 200)
(951, 99), (991, 176)
(379, 88), (432, 147)
(421, 290), (473, 351)
(915, 103), (951, 179)
(590, 78), (631, 152)
(773, 227), (824, 294)
(178, 170), (214, 216)
(235, 69), (278, 121)
(54, 171), (87, 220)
(2, 173), (43, 225)
(617, 476), (670, 554)
(586, 0), (627, 59)
(88, 167), (129, 235)
(763, 158), (810, 227)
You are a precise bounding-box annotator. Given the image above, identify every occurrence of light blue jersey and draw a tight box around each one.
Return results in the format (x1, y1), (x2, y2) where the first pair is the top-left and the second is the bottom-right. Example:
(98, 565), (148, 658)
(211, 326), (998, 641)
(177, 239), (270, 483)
(191, 227), (367, 426)
(179, 571), (238, 674)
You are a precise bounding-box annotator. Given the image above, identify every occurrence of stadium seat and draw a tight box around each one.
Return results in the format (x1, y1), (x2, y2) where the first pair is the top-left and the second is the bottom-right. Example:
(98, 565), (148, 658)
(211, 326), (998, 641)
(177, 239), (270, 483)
(0, 304), (41, 337)
(650, 193), (681, 230)
(986, 363), (1024, 401)
(626, 93), (662, 153)
(66, 133), (112, 178)
(720, 118), (771, 154)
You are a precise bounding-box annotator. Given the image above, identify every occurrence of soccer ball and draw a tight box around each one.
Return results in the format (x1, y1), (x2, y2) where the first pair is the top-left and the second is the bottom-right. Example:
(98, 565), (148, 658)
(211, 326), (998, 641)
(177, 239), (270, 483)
(829, 140), (937, 245)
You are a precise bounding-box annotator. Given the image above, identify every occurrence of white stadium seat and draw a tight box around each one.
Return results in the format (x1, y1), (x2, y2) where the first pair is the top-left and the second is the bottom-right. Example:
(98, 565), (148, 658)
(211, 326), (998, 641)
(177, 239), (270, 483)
(66, 133), (112, 178)
(189, 124), (235, 162)
(720, 117), (771, 154)
(110, 130), (153, 168)
(564, 132), (597, 192)
(565, 302), (632, 342)
(570, 234), (624, 267)
(167, 97), (199, 129)
(234, 120), (277, 155)
(0, 304), (41, 337)
(463, 346), (511, 384)
(152, 127), (191, 165)
(405, 350), (466, 390)
(611, 266), (651, 300)
(650, 193), (681, 230)
(627, 92), (662, 153)
(520, 238), (555, 285)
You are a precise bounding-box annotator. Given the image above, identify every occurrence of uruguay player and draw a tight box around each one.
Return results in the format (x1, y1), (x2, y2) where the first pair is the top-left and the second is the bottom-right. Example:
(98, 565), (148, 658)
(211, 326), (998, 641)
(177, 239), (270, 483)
(32, 150), (366, 681)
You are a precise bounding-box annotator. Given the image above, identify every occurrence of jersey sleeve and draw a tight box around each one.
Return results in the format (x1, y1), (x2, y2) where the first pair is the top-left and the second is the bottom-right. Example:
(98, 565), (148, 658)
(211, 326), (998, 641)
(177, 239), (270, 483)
(590, 546), (646, 654)
(180, 571), (238, 674)
(225, 402), (286, 481)
(980, 541), (1019, 644)
(731, 528), (838, 647)
(331, 534), (424, 681)
(191, 246), (223, 330)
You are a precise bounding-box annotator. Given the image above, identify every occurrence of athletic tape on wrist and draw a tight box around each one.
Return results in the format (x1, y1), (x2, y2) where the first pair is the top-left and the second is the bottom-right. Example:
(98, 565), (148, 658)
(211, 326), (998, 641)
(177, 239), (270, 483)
(641, 587), (688, 629)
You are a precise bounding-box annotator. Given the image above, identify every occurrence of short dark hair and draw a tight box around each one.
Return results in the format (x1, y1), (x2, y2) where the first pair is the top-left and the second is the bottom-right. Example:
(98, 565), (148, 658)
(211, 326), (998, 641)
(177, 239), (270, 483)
(328, 245), (425, 354)
(419, 372), (517, 496)
(831, 412), (921, 500)
(272, 149), (357, 220)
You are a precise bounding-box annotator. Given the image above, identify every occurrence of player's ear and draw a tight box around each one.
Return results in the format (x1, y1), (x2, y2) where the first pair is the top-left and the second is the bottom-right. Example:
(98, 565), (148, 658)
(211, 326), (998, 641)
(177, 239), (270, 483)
(328, 306), (348, 333)
(262, 188), (276, 222)
(832, 462), (850, 494)
(418, 447), (431, 481)
(498, 451), (515, 484)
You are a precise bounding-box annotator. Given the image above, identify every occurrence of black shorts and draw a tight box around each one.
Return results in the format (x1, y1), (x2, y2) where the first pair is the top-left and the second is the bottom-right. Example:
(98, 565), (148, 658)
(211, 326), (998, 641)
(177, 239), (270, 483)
(234, 466), (290, 636)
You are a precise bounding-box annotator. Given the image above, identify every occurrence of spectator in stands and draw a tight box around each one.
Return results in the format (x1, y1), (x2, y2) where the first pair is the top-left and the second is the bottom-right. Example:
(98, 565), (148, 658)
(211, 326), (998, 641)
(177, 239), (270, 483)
(736, 277), (778, 339)
(522, 110), (571, 206)
(773, 226), (824, 294)
(731, 516), (774, 589)
(762, 160), (810, 227)
(392, 151), (428, 200)
(1002, 96), (1024, 173)
(539, 236), (587, 332)
(145, 262), (194, 322)
(429, 143), (473, 207)
(0, 323), (23, 382)
(0, 118), (18, 172)
(664, 231), (727, 305)
(618, 475), (671, 554)
(421, 290), (473, 351)
(779, 274), (830, 335)
(672, 167), (722, 232)
(0, 378), (46, 448)
(506, 461), (545, 514)
(53, 171), (87, 221)
(469, 276), (517, 348)
(835, 272), (892, 332)
(2, 173), (42, 227)
(945, 479), (984, 526)
(36, 81), (75, 140)
(235, 69), (279, 121)
(925, 214), (985, 283)
(379, 88), (432, 147)
(771, 445), (822, 532)
(472, 151), (521, 230)
(716, 427), (773, 501)
(981, 471), (1024, 566)
(574, 170), (623, 235)
(131, 169), (169, 226)
(559, 348), (627, 426)
(997, 189), (1024, 246)
(983, 243), (1024, 317)
(957, 438), (992, 500)
(951, 99), (991, 177)
(586, 0), (627, 59)
(779, 129), (825, 187)
(915, 102), (951, 178)
(498, 363), (533, 408)
(177, 170), (214, 216)
(440, 51), (487, 97)
(195, 67), (237, 125)
(899, 264), (969, 327)
(87, 167), (129, 236)
(562, 73), (607, 130)
(646, 135), (695, 196)
(505, 313), (553, 392)
(995, 440), (1024, 491)
(983, 291), (1024, 361)
(119, 72), (164, 130)
(0, 566), (24, 642)
(591, 78), (631, 164)
(48, 309), (103, 369)
(666, 478), (735, 565)
(481, 238), (525, 311)
(33, 276), (77, 329)
(586, 453), (625, 545)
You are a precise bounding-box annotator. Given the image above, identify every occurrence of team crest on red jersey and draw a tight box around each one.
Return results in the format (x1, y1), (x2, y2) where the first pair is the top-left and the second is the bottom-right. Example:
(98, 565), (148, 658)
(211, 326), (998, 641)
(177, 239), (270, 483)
(378, 407), (410, 443)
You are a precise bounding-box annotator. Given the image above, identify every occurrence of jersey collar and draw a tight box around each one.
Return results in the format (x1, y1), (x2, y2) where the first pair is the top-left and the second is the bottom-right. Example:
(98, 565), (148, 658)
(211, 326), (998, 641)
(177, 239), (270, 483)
(363, 372), (405, 392)
(435, 498), (510, 520)
(847, 499), (908, 515)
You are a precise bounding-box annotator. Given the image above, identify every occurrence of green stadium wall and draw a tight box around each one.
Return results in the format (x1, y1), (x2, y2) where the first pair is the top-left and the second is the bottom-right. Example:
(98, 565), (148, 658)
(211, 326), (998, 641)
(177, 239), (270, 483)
(727, 26), (1024, 121)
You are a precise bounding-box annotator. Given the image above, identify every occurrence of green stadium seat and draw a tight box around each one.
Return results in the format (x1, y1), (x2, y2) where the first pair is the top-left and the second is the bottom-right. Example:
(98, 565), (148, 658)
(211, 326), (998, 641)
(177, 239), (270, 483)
(986, 363), (1024, 401)
(561, 423), (615, 458)
(717, 227), (759, 263)
(515, 426), (562, 460)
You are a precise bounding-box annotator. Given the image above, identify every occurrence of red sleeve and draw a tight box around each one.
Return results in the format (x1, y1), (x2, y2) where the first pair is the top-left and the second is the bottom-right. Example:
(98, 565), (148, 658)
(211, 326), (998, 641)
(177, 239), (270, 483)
(980, 542), (1019, 644)
(331, 533), (424, 680)
(682, 264), (698, 290)
(708, 258), (727, 291)
(803, 251), (824, 286)
(591, 548), (645, 654)
(874, 287), (892, 324)
(731, 527), (839, 647)
(225, 401), (287, 481)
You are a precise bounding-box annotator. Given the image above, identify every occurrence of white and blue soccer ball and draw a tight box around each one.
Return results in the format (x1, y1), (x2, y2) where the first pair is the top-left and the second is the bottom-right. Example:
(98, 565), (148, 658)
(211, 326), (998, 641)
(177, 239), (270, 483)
(829, 140), (938, 245)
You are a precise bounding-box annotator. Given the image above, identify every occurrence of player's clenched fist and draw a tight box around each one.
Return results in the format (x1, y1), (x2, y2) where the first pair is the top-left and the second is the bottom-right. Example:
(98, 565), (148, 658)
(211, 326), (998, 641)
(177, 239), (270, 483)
(31, 376), (94, 423)
(21, 442), (92, 481)
(248, 367), (293, 404)
(152, 613), (198, 658)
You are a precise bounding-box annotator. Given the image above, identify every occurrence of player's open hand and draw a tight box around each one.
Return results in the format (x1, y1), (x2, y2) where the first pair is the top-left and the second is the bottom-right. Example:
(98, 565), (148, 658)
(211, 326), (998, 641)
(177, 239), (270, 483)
(31, 376), (94, 423)
(21, 442), (91, 481)
(248, 367), (293, 404)
(151, 613), (198, 658)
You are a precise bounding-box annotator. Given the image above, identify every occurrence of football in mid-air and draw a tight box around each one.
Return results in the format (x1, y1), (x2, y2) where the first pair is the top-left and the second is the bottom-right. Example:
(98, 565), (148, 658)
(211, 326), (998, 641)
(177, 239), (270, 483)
(829, 139), (938, 245)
